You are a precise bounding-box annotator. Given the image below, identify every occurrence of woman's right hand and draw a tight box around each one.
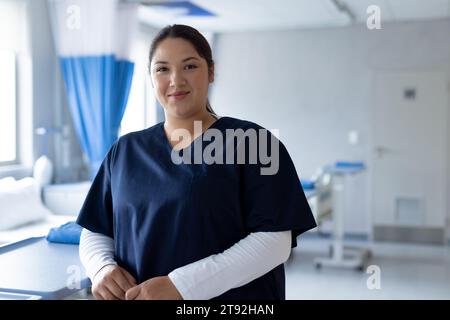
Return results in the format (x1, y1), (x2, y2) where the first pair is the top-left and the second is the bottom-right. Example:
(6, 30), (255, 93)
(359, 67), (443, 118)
(91, 264), (137, 300)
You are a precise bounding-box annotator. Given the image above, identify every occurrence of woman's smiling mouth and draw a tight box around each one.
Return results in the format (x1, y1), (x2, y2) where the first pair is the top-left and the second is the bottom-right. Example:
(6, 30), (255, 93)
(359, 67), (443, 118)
(169, 91), (190, 101)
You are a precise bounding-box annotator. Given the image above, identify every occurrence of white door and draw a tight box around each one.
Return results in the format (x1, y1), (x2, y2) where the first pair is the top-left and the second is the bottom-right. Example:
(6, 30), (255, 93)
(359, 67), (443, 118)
(372, 71), (448, 228)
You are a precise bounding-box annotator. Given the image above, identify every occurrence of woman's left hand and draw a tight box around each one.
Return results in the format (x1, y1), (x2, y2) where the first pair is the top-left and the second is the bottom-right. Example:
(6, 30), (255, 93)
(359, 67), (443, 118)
(125, 276), (183, 300)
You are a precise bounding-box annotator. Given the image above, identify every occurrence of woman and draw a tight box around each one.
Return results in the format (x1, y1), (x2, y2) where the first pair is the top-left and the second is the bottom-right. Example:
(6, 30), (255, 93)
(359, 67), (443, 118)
(77, 24), (316, 300)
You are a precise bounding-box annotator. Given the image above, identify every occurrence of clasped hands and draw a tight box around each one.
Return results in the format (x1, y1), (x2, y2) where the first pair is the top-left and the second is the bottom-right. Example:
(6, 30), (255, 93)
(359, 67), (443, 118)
(91, 265), (183, 300)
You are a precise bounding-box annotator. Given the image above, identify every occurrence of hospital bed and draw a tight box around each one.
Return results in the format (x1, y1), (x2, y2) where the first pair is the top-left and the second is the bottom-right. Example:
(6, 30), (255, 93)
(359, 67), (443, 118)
(0, 159), (91, 299)
(0, 236), (89, 299)
(0, 187), (89, 299)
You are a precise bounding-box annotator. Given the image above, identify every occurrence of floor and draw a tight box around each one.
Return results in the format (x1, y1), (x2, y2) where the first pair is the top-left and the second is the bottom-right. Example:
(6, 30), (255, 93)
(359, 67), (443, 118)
(285, 236), (450, 300)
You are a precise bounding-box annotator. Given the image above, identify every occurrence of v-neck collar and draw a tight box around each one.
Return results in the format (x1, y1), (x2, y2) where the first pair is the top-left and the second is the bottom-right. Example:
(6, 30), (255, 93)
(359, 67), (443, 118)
(160, 116), (227, 153)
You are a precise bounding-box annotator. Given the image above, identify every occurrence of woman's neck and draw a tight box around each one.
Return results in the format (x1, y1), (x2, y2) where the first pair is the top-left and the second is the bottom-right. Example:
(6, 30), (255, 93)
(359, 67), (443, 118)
(163, 111), (218, 148)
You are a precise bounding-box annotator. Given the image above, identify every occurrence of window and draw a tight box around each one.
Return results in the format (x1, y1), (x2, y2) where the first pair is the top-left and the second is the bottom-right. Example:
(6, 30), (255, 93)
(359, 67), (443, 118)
(119, 40), (157, 137)
(0, 50), (17, 164)
(120, 69), (156, 136)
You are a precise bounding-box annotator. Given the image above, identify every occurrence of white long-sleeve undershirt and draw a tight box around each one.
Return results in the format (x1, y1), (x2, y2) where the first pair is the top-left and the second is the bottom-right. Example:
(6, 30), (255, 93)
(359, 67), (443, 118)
(79, 229), (117, 282)
(79, 228), (292, 299)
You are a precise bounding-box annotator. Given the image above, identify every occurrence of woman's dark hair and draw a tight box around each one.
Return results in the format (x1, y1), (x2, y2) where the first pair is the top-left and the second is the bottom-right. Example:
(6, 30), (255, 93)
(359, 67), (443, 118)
(149, 24), (217, 117)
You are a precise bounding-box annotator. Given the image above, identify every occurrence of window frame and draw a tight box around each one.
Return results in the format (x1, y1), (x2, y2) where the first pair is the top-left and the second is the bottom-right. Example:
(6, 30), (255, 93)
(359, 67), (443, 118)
(0, 49), (19, 166)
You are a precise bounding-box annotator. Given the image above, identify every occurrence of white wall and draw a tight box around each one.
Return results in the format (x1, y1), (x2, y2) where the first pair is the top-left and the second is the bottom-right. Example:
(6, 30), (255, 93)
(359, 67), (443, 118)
(211, 19), (450, 236)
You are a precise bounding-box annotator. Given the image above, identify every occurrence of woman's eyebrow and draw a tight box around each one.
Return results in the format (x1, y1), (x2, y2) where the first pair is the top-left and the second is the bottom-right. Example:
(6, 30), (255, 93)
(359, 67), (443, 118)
(154, 57), (200, 65)
(182, 57), (200, 62)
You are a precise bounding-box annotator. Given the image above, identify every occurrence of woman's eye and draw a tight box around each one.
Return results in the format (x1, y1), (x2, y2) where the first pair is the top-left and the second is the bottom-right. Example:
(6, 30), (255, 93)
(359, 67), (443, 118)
(184, 64), (197, 70)
(156, 67), (168, 73)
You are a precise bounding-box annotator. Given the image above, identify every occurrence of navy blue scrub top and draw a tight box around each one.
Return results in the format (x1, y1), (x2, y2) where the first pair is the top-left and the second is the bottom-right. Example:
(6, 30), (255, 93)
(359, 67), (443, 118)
(76, 116), (316, 300)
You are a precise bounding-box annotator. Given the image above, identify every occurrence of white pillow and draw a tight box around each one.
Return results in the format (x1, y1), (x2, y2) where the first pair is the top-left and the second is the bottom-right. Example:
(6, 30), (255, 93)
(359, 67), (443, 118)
(0, 177), (52, 231)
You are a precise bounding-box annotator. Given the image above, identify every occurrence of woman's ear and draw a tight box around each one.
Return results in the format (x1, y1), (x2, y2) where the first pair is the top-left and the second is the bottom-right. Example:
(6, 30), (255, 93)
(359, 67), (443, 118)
(209, 64), (215, 83)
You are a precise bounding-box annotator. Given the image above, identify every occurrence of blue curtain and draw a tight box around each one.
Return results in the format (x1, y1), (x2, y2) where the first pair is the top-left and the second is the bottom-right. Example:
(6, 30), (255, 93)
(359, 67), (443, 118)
(48, 0), (137, 179)
(60, 55), (134, 177)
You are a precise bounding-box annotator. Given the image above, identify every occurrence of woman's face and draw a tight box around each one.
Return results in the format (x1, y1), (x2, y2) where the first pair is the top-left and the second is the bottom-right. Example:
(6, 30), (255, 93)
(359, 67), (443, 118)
(150, 37), (214, 119)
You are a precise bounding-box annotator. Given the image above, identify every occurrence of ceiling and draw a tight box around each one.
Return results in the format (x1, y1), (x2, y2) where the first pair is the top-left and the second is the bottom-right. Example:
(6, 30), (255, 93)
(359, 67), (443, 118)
(129, 0), (450, 32)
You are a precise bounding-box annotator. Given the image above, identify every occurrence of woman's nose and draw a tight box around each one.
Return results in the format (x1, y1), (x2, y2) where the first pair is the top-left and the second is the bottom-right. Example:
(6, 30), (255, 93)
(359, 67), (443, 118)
(169, 70), (186, 87)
